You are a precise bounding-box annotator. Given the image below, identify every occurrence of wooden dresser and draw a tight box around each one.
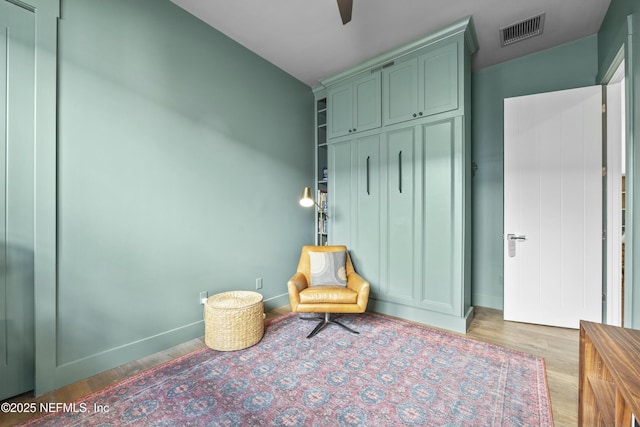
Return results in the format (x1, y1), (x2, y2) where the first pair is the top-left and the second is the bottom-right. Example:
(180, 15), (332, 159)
(579, 321), (640, 426)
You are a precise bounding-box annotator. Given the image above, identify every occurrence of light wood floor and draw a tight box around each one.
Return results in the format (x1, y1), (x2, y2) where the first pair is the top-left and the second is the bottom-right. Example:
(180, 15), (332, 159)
(0, 306), (578, 427)
(466, 307), (579, 426)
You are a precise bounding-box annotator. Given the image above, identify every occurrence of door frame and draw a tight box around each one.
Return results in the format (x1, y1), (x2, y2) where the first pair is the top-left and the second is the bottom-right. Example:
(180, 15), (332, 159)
(601, 40), (633, 327)
(603, 52), (625, 326)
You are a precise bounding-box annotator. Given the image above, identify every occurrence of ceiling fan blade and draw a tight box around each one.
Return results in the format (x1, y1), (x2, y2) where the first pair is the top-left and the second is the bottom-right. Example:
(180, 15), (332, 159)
(336, 0), (352, 25)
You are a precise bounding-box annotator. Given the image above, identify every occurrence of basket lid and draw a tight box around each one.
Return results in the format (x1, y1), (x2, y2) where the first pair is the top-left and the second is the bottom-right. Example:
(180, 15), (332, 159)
(207, 291), (263, 309)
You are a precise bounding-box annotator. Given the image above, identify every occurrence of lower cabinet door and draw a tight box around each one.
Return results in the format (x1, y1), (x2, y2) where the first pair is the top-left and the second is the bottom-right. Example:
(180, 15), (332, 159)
(384, 126), (418, 302)
(352, 135), (381, 293)
(420, 117), (464, 315)
(328, 140), (354, 248)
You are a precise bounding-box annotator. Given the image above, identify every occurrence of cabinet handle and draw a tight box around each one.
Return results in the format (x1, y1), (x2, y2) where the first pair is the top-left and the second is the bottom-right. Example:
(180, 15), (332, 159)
(419, 112), (423, 116)
(399, 151), (402, 193)
(366, 156), (370, 195)
(413, 113), (417, 118)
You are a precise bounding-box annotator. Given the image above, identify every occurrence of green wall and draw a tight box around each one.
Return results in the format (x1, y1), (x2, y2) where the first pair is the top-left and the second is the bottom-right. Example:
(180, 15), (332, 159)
(472, 0), (640, 329)
(47, 0), (313, 389)
(35, 0), (640, 394)
(471, 36), (599, 309)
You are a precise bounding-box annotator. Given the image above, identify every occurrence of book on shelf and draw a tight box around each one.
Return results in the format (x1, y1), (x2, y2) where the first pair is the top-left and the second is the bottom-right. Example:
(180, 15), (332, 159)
(318, 215), (327, 235)
(317, 189), (328, 214)
(316, 188), (328, 243)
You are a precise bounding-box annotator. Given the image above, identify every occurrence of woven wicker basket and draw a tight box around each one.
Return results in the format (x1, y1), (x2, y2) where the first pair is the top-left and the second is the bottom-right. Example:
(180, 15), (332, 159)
(204, 291), (264, 351)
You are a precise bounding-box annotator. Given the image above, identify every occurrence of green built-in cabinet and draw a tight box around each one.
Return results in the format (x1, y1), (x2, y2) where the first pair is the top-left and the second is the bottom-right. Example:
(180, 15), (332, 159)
(317, 17), (477, 333)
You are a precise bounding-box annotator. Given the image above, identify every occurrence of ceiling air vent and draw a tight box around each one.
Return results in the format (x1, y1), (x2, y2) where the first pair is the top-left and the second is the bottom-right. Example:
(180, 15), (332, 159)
(500, 13), (545, 47)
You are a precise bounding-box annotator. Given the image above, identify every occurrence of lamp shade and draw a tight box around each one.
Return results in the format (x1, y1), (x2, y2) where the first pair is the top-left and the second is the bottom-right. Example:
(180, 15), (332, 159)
(299, 187), (315, 207)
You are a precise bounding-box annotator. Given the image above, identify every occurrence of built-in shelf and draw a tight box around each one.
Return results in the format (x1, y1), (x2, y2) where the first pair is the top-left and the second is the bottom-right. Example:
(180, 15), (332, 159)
(587, 376), (617, 425)
(579, 320), (640, 427)
(315, 96), (328, 245)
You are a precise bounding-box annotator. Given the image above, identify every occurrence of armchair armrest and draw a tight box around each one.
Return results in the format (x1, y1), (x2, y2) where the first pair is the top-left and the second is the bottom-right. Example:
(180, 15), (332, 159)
(287, 271), (308, 311)
(347, 271), (370, 311)
(288, 271), (308, 292)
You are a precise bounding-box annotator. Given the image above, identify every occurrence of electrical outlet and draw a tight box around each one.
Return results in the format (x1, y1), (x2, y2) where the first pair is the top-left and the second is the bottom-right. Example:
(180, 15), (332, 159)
(256, 277), (263, 290)
(199, 291), (208, 305)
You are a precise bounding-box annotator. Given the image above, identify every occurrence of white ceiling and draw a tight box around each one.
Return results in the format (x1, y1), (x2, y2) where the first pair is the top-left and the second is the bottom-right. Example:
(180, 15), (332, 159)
(170, 0), (612, 88)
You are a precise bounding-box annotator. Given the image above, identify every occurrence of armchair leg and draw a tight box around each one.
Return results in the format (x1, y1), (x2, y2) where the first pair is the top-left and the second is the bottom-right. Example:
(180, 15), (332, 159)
(300, 313), (360, 338)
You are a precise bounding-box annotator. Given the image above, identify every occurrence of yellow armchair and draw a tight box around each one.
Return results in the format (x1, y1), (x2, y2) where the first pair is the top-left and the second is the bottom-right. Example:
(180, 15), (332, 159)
(287, 245), (370, 338)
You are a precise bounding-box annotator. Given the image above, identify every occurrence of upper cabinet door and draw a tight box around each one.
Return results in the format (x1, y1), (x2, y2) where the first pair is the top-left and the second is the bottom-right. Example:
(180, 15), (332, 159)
(328, 72), (381, 139)
(327, 84), (354, 139)
(382, 41), (460, 126)
(418, 42), (458, 117)
(383, 58), (419, 126)
(353, 72), (381, 133)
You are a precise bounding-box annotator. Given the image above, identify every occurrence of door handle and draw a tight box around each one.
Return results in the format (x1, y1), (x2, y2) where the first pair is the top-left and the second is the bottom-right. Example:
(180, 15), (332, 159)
(508, 234), (526, 241)
(507, 234), (526, 257)
(366, 156), (370, 195)
(398, 151), (402, 194)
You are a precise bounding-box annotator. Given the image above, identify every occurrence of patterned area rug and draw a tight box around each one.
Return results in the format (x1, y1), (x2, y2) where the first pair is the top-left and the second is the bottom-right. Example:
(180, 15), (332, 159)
(25, 312), (553, 426)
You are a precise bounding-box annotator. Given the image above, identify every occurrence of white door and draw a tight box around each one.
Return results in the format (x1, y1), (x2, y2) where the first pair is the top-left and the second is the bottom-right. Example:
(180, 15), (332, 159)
(504, 86), (603, 329)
